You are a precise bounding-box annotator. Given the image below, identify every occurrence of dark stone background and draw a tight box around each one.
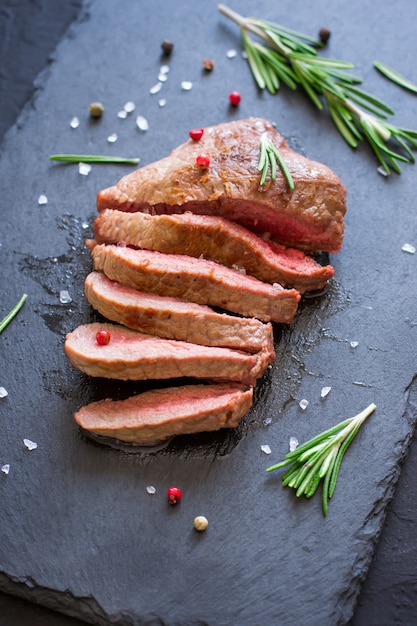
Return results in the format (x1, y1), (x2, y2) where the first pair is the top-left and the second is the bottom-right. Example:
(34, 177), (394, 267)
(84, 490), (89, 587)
(0, 1), (416, 625)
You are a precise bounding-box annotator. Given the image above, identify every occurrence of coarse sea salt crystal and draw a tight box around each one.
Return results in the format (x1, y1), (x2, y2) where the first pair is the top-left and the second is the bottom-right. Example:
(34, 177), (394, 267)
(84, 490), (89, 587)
(158, 98), (167, 108)
(70, 116), (79, 129)
(158, 73), (168, 82)
(23, 439), (37, 451)
(117, 110), (128, 119)
(146, 485), (156, 494)
(321, 386), (332, 398)
(150, 82), (163, 94)
(350, 341), (359, 348)
(377, 166), (388, 177)
(59, 290), (72, 304)
(289, 437), (299, 452)
(402, 243), (416, 254)
(181, 81), (193, 91)
(1, 464), (10, 475)
(226, 49), (237, 58)
(261, 445), (271, 455)
(38, 194), (48, 205)
(0, 387), (8, 398)
(107, 133), (118, 143)
(136, 116), (149, 131)
(160, 65), (170, 74)
(79, 162), (92, 176)
(124, 101), (136, 113)
(299, 399), (309, 410)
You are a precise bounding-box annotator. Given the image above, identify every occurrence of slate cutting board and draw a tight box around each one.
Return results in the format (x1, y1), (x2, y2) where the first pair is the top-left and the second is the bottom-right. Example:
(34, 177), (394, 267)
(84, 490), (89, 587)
(0, 0), (416, 624)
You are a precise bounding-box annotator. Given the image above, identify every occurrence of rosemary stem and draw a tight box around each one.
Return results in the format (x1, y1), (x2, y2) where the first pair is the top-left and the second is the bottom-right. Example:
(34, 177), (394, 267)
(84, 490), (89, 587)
(218, 5), (274, 50)
(0, 294), (27, 334)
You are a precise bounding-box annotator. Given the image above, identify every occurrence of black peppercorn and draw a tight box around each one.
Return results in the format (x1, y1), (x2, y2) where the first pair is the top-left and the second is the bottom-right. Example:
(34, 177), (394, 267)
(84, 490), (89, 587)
(319, 27), (331, 44)
(161, 39), (174, 55)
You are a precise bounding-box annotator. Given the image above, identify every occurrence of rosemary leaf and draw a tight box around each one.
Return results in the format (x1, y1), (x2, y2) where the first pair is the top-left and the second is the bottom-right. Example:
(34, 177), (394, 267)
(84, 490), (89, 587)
(0, 294), (27, 334)
(374, 61), (417, 95)
(50, 154), (140, 164)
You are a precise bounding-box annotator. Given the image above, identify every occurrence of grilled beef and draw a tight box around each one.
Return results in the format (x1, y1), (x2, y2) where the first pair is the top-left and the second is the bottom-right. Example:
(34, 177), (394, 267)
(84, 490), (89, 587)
(91, 244), (300, 324)
(97, 117), (346, 253)
(89, 209), (334, 293)
(74, 382), (253, 444)
(65, 323), (274, 386)
(85, 272), (274, 354)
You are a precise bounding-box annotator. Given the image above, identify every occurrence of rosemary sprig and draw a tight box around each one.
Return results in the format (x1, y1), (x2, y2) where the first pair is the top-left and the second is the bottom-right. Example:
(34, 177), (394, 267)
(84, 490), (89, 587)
(258, 132), (295, 189)
(0, 294), (27, 334)
(218, 4), (417, 175)
(374, 61), (417, 95)
(266, 403), (376, 515)
(49, 155), (140, 164)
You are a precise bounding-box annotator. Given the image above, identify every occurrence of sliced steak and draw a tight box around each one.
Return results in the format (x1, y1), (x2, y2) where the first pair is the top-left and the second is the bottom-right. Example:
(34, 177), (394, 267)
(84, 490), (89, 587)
(74, 382), (253, 444)
(91, 244), (300, 324)
(65, 323), (274, 386)
(85, 272), (274, 354)
(89, 209), (334, 293)
(97, 117), (346, 253)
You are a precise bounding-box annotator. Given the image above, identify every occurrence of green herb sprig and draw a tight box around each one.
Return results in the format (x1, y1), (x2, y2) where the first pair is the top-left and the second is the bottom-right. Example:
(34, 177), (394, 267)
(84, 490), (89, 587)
(258, 132), (295, 189)
(50, 155), (140, 164)
(266, 403), (376, 515)
(218, 4), (417, 175)
(0, 294), (27, 334)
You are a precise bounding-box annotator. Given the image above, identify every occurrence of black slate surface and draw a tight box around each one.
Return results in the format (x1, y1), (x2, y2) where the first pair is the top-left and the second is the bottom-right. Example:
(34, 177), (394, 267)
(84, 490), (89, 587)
(1, 1), (417, 625)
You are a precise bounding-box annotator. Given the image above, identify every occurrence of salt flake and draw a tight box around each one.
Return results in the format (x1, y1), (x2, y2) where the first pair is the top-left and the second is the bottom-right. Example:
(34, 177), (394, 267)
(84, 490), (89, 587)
(146, 485), (156, 494)
(59, 290), (72, 304)
(136, 116), (149, 131)
(107, 133), (118, 143)
(1, 464), (10, 475)
(150, 82), (163, 94)
(402, 243), (416, 254)
(181, 81), (193, 91)
(23, 438), (37, 451)
(158, 98), (167, 108)
(123, 101), (136, 113)
(38, 194), (48, 205)
(0, 387), (8, 398)
(321, 386), (332, 398)
(261, 445), (272, 455)
(299, 399), (309, 410)
(70, 116), (79, 129)
(226, 49), (237, 58)
(289, 437), (299, 452)
(79, 162), (92, 176)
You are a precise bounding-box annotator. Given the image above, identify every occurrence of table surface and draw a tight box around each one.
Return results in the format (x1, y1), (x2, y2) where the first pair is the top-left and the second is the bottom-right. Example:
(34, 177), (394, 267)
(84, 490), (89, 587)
(0, 1), (416, 625)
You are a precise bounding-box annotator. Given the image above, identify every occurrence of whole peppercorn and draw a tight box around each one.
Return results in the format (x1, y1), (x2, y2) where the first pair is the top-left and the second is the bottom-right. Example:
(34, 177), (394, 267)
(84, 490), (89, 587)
(161, 39), (174, 55)
(202, 58), (215, 71)
(196, 154), (210, 169)
(194, 516), (208, 531)
(318, 27), (331, 45)
(167, 486), (182, 505)
(228, 91), (241, 106)
(89, 102), (105, 118)
(189, 128), (204, 141)
(96, 329), (111, 345)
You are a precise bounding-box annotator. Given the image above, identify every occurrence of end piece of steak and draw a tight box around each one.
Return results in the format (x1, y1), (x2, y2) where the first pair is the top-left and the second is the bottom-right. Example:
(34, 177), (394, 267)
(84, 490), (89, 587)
(91, 244), (300, 324)
(97, 117), (346, 253)
(85, 272), (274, 354)
(74, 382), (253, 444)
(89, 209), (334, 293)
(65, 323), (274, 386)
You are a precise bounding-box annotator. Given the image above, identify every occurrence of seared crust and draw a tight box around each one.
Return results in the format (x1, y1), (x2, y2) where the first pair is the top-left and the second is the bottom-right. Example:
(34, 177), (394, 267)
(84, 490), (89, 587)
(97, 118), (346, 253)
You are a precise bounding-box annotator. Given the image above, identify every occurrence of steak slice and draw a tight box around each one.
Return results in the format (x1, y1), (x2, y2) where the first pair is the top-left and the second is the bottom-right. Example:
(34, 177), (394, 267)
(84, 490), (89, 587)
(65, 323), (274, 386)
(91, 244), (300, 324)
(85, 272), (274, 354)
(74, 382), (253, 444)
(89, 209), (334, 293)
(97, 117), (346, 253)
